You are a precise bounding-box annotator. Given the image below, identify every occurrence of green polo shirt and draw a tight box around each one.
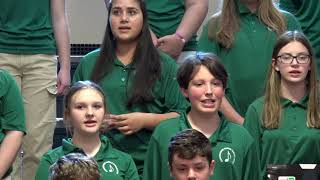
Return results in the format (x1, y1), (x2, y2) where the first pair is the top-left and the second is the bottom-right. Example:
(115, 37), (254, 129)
(145, 0), (197, 51)
(73, 49), (189, 175)
(0, 69), (26, 177)
(244, 96), (320, 177)
(198, 3), (301, 116)
(143, 108), (261, 180)
(0, 69), (26, 143)
(35, 136), (139, 180)
(279, 0), (320, 78)
(0, 0), (56, 54)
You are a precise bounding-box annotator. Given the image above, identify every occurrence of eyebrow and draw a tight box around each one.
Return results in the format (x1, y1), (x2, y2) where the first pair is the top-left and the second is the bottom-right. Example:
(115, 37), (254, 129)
(111, 6), (139, 10)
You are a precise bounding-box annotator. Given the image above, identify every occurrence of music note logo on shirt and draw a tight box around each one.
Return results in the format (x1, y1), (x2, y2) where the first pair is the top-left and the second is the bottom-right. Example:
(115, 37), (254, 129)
(102, 161), (119, 174)
(219, 147), (236, 164)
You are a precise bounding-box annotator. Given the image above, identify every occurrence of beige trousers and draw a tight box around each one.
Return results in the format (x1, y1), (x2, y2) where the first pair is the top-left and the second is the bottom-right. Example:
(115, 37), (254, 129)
(0, 53), (57, 180)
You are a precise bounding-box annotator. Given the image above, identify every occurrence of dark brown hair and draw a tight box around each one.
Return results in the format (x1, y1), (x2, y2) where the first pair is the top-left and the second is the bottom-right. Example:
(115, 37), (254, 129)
(168, 129), (212, 166)
(91, 0), (161, 108)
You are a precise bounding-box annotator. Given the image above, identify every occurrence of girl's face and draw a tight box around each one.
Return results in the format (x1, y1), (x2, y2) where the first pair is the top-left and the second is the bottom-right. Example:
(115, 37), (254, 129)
(274, 41), (311, 86)
(109, 0), (143, 44)
(182, 65), (225, 115)
(66, 88), (105, 136)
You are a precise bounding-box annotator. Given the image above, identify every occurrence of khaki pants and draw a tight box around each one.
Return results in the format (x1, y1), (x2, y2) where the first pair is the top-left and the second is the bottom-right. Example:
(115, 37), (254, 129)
(0, 53), (57, 180)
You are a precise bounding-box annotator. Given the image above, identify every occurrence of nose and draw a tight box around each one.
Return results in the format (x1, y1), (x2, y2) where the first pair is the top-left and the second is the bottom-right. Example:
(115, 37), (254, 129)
(86, 107), (94, 117)
(187, 169), (196, 179)
(291, 57), (299, 65)
(120, 12), (129, 22)
(205, 84), (213, 95)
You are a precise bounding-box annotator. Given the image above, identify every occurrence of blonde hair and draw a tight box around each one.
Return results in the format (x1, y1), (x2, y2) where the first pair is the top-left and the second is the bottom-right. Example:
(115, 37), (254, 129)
(263, 31), (320, 129)
(208, 0), (286, 48)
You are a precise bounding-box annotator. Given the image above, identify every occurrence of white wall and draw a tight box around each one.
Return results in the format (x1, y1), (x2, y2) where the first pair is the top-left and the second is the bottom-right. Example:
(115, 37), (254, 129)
(66, 0), (107, 44)
(66, 0), (222, 44)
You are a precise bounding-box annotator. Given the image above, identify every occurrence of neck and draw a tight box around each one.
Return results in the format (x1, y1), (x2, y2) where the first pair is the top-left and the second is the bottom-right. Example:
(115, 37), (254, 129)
(187, 110), (220, 138)
(116, 41), (137, 65)
(72, 133), (101, 157)
(242, 1), (259, 12)
(281, 80), (307, 103)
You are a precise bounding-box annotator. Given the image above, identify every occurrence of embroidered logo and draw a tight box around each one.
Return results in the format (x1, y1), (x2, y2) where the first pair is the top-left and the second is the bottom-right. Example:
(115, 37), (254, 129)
(102, 161), (119, 174)
(219, 147), (236, 164)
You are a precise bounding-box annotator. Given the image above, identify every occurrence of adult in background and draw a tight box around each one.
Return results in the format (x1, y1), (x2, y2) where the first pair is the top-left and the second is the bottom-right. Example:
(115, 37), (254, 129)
(198, 0), (301, 124)
(0, 0), (70, 179)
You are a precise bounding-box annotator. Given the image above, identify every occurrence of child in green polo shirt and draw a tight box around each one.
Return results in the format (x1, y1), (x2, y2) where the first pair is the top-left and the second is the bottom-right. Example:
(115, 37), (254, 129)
(73, 0), (189, 176)
(279, 0), (320, 78)
(35, 81), (139, 180)
(0, 70), (26, 179)
(198, 0), (301, 124)
(49, 153), (100, 180)
(244, 31), (320, 178)
(168, 129), (214, 180)
(143, 53), (261, 180)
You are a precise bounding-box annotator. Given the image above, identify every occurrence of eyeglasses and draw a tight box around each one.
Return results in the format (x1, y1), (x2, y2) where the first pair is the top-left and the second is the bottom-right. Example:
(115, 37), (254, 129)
(277, 53), (310, 64)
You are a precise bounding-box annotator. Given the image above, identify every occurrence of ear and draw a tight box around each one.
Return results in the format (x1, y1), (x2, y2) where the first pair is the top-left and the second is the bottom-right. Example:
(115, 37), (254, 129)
(180, 87), (189, 98)
(272, 58), (280, 71)
(209, 160), (215, 176)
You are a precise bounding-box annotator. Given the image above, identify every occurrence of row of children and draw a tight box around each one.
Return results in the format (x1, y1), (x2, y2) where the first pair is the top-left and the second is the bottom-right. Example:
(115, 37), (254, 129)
(34, 29), (319, 180)
(48, 129), (213, 180)
(1, 0), (320, 179)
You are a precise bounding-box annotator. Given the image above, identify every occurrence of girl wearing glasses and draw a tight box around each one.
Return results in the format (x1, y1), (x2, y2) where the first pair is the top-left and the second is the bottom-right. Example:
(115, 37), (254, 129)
(244, 31), (320, 178)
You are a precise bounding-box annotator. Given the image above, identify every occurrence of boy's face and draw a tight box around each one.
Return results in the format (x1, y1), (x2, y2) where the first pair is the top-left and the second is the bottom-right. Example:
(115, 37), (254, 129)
(169, 154), (214, 180)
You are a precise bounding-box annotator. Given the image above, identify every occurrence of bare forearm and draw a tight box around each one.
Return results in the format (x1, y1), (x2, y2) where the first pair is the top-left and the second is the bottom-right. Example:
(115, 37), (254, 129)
(143, 112), (180, 129)
(220, 96), (244, 124)
(176, 0), (208, 41)
(52, 0), (70, 70)
(0, 131), (23, 178)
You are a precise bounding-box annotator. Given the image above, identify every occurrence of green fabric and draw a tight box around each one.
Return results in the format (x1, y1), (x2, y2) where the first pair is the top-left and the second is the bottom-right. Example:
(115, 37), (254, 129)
(0, 0), (56, 54)
(146, 0), (197, 51)
(143, 108), (261, 180)
(197, 4), (301, 116)
(279, 0), (320, 78)
(0, 69), (26, 178)
(35, 136), (139, 180)
(72, 49), (189, 175)
(244, 96), (320, 177)
(0, 69), (26, 143)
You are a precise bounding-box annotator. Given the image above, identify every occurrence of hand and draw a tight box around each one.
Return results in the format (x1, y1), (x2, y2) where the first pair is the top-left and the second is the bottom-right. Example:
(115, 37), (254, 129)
(149, 29), (159, 47)
(57, 66), (70, 95)
(109, 112), (146, 135)
(157, 34), (184, 59)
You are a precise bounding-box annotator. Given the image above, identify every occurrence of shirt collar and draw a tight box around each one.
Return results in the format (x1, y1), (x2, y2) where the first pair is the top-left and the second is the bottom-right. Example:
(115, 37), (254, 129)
(179, 108), (232, 144)
(62, 136), (118, 160)
(237, 1), (257, 15)
(280, 95), (309, 109)
(114, 58), (136, 69)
